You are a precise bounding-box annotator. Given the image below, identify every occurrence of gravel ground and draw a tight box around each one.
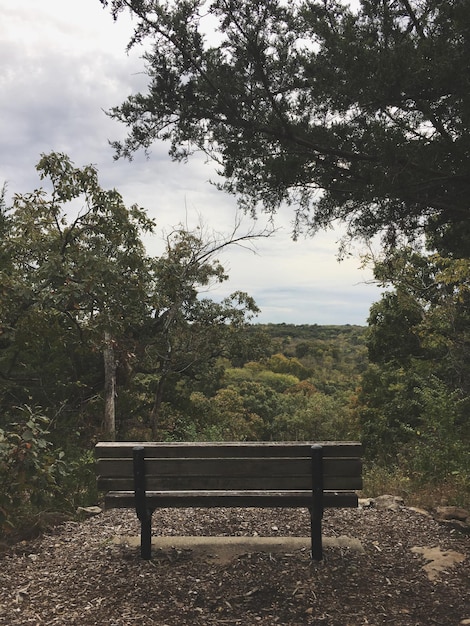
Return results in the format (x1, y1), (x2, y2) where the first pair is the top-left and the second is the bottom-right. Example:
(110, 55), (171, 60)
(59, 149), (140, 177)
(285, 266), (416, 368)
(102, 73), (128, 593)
(0, 504), (468, 625)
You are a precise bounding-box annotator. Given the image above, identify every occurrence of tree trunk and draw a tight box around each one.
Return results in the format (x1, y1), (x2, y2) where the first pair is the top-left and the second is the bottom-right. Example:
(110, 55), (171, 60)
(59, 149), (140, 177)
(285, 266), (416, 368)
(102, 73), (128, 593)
(103, 331), (117, 441)
(150, 377), (165, 439)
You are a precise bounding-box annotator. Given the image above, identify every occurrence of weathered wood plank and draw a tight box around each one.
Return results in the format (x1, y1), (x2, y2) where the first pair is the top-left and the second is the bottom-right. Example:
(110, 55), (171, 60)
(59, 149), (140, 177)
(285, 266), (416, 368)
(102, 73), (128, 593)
(103, 490), (359, 509)
(97, 474), (363, 492)
(95, 441), (362, 459)
(96, 456), (362, 479)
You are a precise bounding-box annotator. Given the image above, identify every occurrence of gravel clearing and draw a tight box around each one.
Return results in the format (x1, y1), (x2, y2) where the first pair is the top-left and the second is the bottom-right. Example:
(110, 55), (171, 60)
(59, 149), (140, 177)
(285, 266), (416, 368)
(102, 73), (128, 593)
(1, 505), (468, 625)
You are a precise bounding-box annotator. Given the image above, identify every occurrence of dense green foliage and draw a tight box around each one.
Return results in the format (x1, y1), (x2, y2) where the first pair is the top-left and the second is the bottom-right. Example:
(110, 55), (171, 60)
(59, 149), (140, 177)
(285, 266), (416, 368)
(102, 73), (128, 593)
(116, 323), (367, 444)
(101, 0), (470, 254)
(359, 249), (470, 503)
(0, 407), (96, 537)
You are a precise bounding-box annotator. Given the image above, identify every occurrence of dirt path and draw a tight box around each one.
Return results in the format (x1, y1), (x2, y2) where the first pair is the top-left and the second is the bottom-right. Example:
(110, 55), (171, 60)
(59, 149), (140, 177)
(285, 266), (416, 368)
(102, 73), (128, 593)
(1, 505), (468, 625)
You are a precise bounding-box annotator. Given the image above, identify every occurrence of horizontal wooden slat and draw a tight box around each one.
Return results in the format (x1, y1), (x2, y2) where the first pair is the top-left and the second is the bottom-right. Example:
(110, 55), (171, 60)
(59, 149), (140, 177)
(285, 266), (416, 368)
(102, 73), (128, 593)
(98, 474), (363, 492)
(96, 457), (361, 479)
(104, 490), (358, 510)
(96, 441), (362, 516)
(95, 441), (362, 459)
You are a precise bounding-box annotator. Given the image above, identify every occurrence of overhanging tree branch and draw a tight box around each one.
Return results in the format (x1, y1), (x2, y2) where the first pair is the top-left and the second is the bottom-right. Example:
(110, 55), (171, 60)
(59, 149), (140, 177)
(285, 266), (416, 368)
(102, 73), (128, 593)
(101, 0), (470, 254)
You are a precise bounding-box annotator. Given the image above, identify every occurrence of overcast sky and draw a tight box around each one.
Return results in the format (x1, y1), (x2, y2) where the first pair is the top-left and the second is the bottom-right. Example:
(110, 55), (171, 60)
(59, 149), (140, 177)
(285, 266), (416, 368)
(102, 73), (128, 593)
(1, 0), (383, 325)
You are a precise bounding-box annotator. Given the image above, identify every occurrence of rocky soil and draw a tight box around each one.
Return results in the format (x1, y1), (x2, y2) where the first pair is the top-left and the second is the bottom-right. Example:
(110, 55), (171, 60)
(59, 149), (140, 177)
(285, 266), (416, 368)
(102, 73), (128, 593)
(0, 502), (469, 625)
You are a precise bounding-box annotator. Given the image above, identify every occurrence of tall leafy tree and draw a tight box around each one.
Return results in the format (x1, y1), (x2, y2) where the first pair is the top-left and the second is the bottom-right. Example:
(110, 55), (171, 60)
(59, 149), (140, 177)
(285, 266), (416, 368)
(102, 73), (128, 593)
(0, 153), (155, 438)
(100, 0), (470, 253)
(359, 248), (470, 476)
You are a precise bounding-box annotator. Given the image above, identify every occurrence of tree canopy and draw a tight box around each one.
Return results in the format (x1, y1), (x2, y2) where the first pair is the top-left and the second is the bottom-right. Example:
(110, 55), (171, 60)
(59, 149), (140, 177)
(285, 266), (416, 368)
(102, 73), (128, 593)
(101, 0), (470, 254)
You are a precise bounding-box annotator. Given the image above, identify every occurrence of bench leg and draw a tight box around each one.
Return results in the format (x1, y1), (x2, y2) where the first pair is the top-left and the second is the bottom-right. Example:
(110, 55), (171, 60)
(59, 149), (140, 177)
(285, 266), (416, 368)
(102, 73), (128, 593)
(140, 511), (153, 560)
(310, 445), (324, 561)
(133, 446), (153, 560)
(310, 510), (323, 561)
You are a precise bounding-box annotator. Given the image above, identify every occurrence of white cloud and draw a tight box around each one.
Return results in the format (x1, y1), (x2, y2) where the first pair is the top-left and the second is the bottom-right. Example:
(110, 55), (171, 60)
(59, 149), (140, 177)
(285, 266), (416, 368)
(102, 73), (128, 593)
(0, 0), (382, 325)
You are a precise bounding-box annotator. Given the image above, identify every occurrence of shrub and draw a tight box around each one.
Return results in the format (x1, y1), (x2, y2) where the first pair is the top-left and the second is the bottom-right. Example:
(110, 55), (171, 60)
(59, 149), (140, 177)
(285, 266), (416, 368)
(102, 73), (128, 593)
(0, 406), (95, 538)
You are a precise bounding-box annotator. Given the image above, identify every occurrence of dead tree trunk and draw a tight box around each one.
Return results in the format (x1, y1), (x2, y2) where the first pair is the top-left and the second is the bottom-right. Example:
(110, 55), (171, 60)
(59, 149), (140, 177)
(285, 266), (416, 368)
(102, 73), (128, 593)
(103, 331), (117, 441)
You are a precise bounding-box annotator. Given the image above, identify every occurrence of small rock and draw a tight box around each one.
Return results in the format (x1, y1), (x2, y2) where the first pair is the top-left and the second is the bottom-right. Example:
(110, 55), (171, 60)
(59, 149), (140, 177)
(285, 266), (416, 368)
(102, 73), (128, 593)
(374, 495), (404, 511)
(434, 506), (470, 533)
(460, 620), (470, 625)
(407, 506), (431, 517)
(436, 506), (469, 522)
(77, 506), (102, 518)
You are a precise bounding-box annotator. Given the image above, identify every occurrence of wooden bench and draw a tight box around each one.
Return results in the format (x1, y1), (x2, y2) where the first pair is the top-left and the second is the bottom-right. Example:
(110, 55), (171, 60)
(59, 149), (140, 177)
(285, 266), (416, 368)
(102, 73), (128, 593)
(95, 441), (362, 561)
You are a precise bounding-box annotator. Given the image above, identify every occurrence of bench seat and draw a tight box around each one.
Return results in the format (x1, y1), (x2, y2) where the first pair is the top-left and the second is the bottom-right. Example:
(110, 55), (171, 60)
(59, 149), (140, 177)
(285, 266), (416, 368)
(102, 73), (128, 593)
(103, 489), (359, 509)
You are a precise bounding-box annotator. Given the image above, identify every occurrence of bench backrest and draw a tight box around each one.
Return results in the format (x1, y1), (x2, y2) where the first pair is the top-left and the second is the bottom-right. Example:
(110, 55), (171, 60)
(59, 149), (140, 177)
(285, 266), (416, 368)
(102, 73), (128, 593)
(95, 441), (362, 492)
